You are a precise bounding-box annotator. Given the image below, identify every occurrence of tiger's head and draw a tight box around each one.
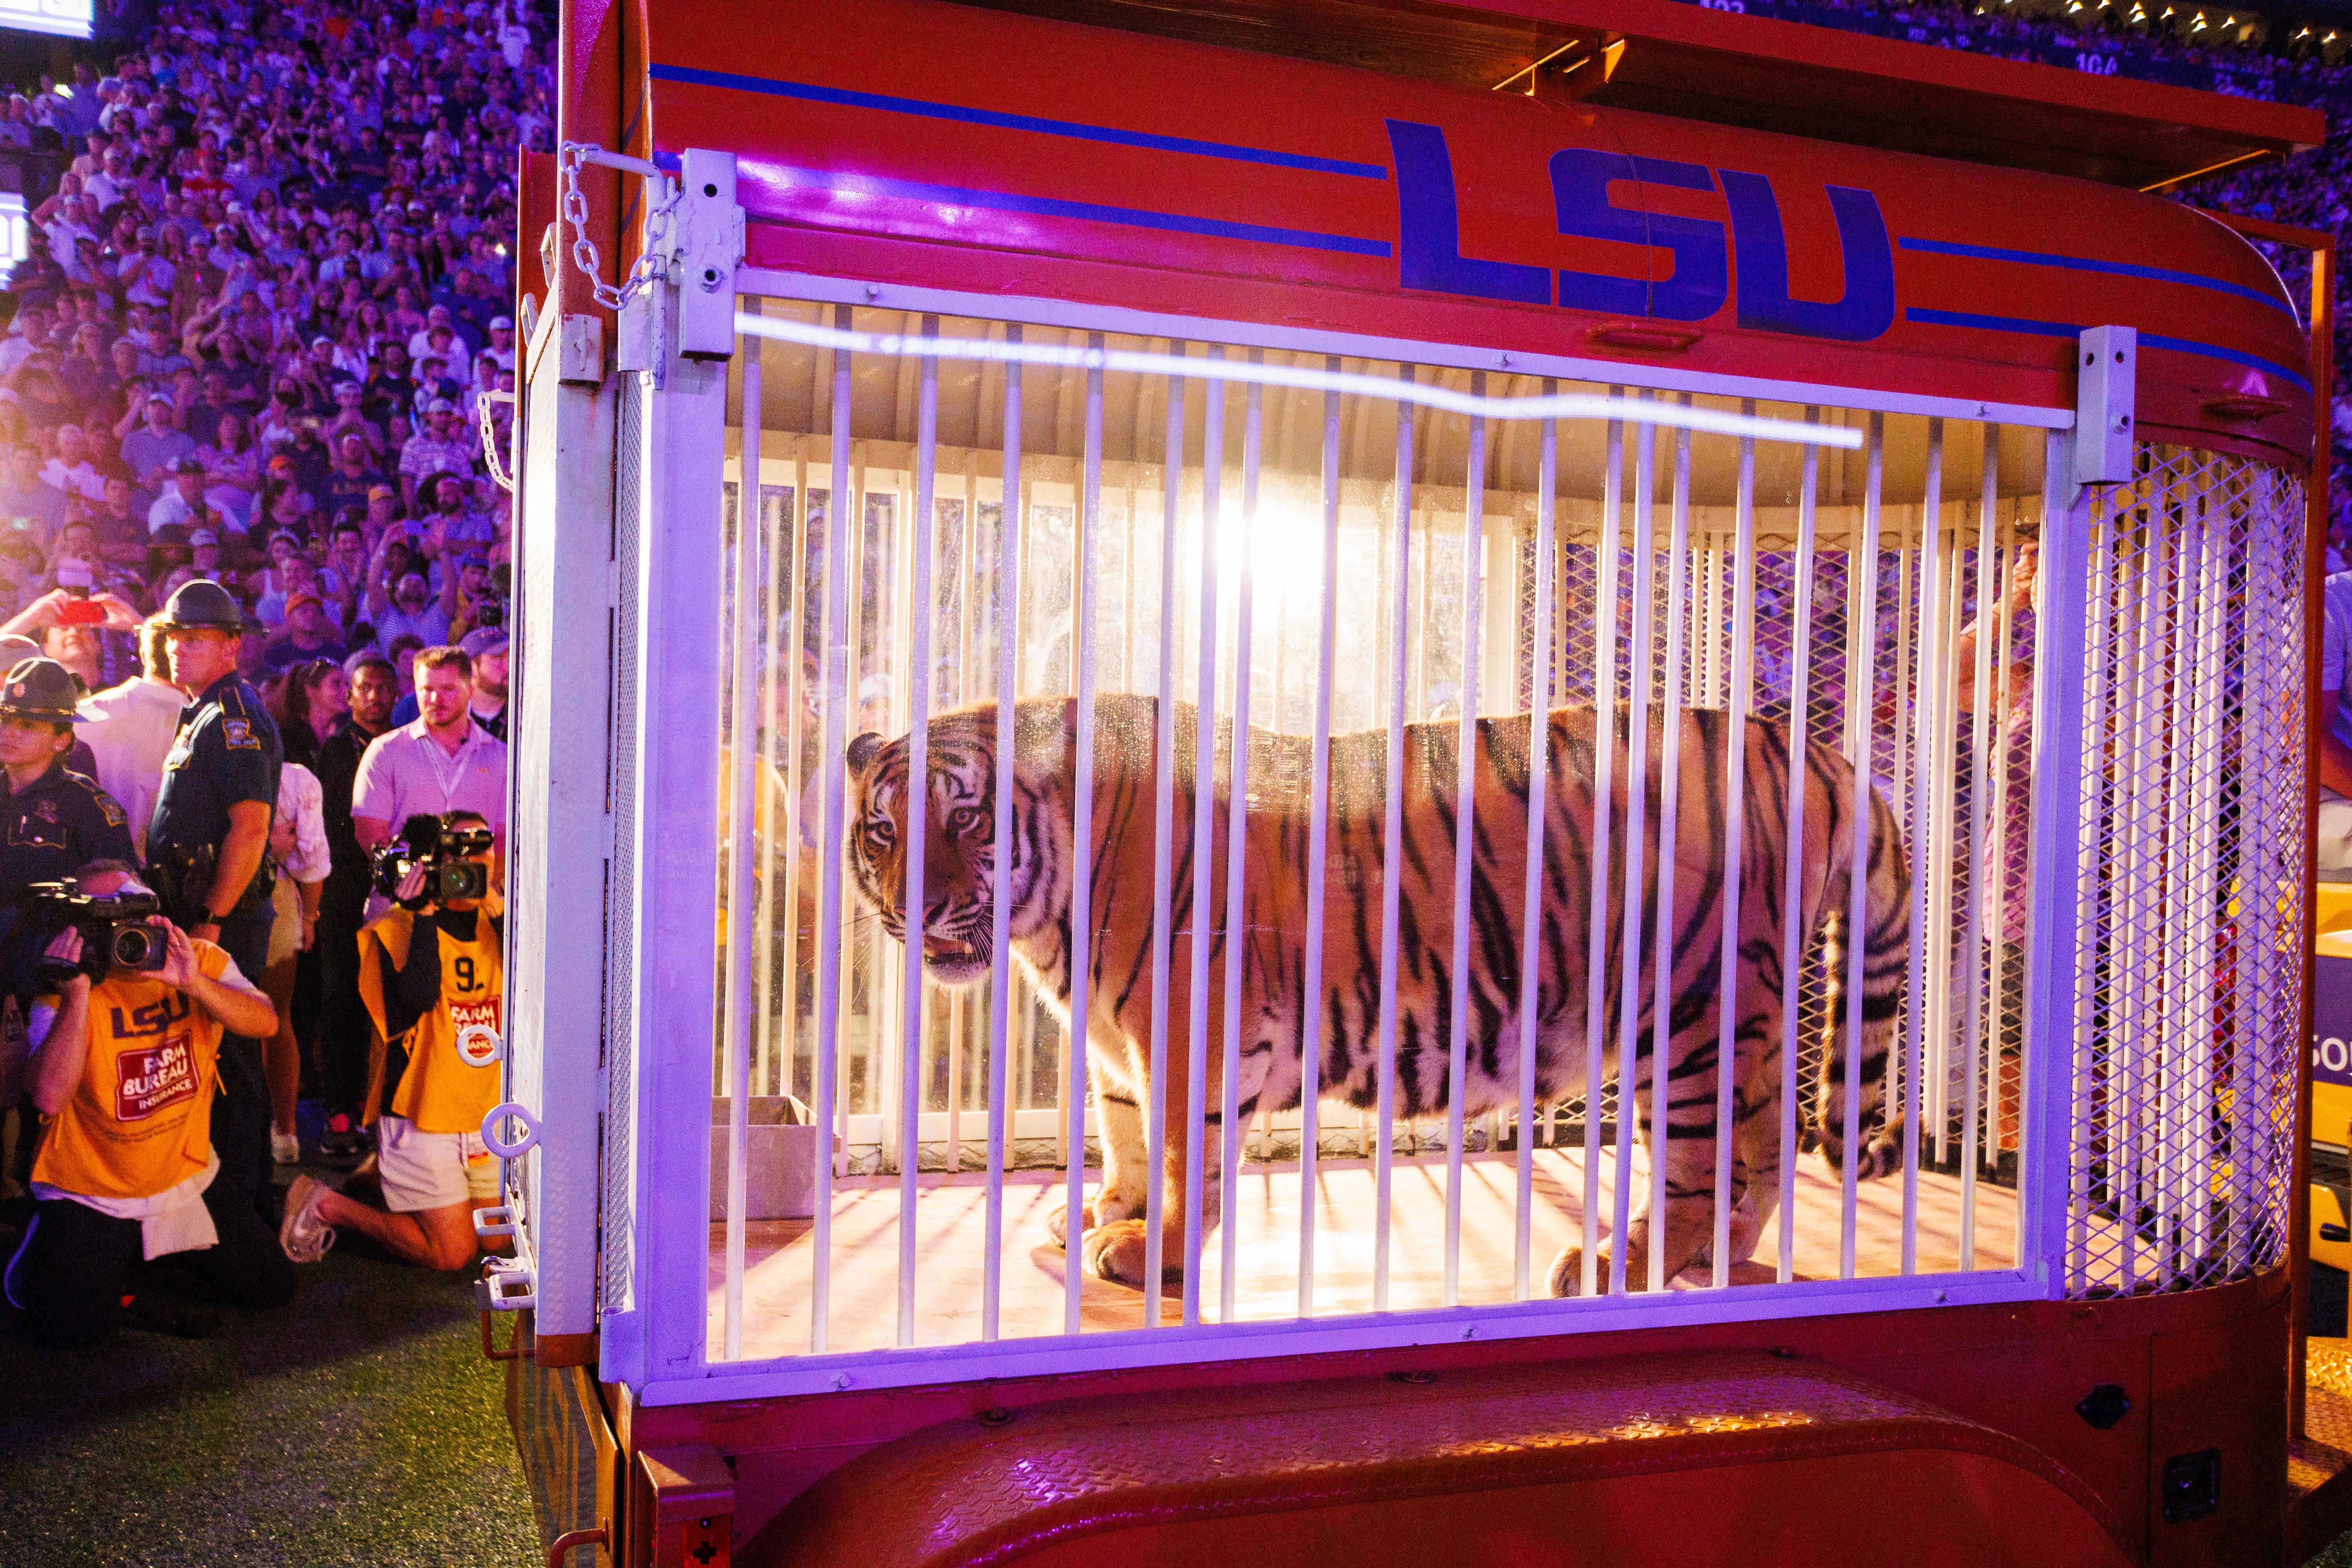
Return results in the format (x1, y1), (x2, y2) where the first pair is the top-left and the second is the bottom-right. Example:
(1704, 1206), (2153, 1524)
(843, 703), (1059, 987)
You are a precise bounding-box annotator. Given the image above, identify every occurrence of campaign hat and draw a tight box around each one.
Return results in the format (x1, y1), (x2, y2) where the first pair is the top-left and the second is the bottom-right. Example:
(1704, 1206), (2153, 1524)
(154, 578), (254, 632)
(0, 657), (85, 723)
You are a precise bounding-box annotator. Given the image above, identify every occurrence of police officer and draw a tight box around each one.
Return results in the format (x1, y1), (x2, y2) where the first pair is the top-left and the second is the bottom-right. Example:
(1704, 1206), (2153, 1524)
(0, 658), (139, 988)
(0, 657), (138, 1199)
(148, 581), (282, 1219)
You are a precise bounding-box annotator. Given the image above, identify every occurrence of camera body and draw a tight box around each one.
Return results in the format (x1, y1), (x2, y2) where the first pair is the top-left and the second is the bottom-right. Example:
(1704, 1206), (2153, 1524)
(25, 881), (169, 984)
(372, 812), (494, 909)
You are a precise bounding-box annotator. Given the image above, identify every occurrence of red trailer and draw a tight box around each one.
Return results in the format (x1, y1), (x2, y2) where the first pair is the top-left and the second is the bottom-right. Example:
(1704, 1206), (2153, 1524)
(486, 2), (2343, 1563)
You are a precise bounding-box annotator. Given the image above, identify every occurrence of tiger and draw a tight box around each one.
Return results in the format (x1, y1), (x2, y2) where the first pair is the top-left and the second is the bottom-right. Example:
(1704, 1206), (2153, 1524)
(845, 694), (1909, 1295)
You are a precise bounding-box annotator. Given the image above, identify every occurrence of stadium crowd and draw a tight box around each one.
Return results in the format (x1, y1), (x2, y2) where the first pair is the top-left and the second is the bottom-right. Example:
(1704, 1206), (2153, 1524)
(0, 0), (548, 1342)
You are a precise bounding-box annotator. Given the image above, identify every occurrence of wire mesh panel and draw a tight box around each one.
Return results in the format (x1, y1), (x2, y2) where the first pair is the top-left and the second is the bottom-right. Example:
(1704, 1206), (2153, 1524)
(2062, 445), (2306, 1296)
(682, 294), (2306, 1379)
(602, 370), (645, 1317)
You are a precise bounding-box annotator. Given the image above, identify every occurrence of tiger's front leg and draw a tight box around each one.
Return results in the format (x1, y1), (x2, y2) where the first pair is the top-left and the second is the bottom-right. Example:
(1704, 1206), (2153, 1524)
(1079, 975), (1262, 1292)
(1046, 1071), (1151, 1250)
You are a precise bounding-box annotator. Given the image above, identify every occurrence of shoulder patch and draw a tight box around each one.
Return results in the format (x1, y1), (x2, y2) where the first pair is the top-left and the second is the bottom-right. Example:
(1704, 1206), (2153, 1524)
(90, 787), (125, 828)
(222, 717), (259, 750)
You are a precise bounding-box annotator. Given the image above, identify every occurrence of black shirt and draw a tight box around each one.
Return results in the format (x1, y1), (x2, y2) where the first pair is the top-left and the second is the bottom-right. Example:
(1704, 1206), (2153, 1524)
(315, 715), (385, 919)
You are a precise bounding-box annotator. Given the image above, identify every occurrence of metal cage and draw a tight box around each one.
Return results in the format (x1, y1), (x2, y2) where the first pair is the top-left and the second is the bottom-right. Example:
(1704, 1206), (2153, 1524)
(617, 285), (2310, 1395)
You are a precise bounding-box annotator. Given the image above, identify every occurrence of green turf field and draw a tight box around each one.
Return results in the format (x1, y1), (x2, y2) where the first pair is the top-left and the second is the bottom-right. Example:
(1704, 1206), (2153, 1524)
(0, 1172), (538, 1568)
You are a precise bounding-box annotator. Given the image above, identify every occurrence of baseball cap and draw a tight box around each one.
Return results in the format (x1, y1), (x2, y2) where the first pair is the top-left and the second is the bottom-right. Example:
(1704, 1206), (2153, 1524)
(427, 398), (456, 415)
(189, 528), (219, 546)
(367, 483), (395, 501)
(146, 391), (173, 408)
(459, 626), (508, 659)
(488, 315), (513, 330)
(284, 590), (323, 615)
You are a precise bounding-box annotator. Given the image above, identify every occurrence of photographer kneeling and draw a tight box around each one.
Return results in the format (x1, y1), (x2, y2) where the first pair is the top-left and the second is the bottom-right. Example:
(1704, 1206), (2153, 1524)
(280, 811), (501, 1271)
(2, 862), (289, 1347)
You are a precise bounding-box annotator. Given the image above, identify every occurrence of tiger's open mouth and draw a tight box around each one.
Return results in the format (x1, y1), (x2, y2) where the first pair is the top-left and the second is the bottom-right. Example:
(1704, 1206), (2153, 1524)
(923, 935), (976, 960)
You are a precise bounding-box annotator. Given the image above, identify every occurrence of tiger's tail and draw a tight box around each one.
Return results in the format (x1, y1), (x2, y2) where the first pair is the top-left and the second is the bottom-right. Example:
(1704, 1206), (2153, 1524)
(1817, 762), (1911, 1180)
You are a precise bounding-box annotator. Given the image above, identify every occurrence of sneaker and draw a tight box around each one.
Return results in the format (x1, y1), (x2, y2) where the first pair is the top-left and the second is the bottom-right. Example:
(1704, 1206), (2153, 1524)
(271, 1128), (301, 1165)
(279, 1174), (337, 1264)
(319, 1115), (360, 1162)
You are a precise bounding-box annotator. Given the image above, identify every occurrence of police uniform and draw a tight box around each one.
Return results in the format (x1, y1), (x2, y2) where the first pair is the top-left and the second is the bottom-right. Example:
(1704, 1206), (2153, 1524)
(145, 581), (282, 1219)
(0, 659), (138, 1001)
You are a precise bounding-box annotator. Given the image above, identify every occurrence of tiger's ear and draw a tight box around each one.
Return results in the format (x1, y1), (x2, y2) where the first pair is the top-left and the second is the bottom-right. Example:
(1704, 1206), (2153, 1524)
(846, 731), (883, 777)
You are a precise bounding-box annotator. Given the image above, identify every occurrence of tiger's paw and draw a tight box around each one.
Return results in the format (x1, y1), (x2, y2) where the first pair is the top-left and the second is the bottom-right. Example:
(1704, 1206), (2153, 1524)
(1544, 1246), (1615, 1297)
(1045, 1191), (1144, 1251)
(1082, 1219), (1183, 1289)
(1044, 1201), (1094, 1250)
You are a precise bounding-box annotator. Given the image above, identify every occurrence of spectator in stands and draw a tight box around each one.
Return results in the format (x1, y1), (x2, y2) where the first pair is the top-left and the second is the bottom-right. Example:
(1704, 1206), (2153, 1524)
(0, 445), (65, 549)
(263, 592), (345, 679)
(459, 626), (508, 742)
(120, 392), (195, 493)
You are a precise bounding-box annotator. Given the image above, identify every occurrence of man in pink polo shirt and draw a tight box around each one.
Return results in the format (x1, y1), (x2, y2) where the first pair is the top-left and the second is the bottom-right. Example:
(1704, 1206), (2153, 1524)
(350, 646), (505, 917)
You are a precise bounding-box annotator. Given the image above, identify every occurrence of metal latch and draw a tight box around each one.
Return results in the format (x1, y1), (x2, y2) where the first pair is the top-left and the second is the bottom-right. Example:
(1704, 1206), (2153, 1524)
(2073, 325), (2136, 488)
(671, 149), (744, 361)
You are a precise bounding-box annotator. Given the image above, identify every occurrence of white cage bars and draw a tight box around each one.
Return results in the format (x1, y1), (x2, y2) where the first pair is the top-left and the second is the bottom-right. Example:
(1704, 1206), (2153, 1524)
(684, 296), (2303, 1379)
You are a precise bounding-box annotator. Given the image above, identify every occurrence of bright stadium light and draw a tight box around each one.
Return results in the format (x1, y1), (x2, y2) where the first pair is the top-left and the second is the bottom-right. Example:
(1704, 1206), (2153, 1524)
(0, 0), (92, 40)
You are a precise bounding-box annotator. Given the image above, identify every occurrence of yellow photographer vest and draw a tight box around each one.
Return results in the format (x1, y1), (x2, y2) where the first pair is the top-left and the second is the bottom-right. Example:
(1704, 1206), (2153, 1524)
(31, 941), (233, 1200)
(358, 895), (503, 1136)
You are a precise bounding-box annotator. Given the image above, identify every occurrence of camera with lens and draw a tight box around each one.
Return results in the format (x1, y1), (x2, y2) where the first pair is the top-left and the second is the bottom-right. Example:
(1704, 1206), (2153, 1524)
(25, 881), (168, 984)
(371, 812), (495, 909)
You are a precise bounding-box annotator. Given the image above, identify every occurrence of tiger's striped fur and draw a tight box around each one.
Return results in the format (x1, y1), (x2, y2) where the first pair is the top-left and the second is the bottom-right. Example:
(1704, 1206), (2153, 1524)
(845, 694), (1909, 1295)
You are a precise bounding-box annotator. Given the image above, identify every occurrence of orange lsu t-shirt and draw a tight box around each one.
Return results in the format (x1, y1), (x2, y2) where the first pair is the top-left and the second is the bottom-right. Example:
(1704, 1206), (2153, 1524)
(30, 940), (232, 1200)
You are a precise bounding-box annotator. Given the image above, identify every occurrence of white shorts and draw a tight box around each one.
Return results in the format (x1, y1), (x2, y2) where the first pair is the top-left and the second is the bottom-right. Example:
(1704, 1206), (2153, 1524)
(2322, 793), (2352, 873)
(376, 1115), (501, 1213)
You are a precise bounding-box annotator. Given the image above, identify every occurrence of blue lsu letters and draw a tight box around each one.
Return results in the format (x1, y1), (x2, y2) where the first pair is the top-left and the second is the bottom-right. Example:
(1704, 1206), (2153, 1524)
(1385, 120), (1896, 343)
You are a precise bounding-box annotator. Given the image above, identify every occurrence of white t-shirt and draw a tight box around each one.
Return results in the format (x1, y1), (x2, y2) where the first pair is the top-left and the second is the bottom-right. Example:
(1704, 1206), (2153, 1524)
(2323, 570), (2352, 758)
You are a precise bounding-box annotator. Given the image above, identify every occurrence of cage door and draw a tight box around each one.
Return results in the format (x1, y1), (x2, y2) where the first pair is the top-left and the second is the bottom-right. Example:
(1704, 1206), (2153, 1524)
(502, 313), (619, 1347)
